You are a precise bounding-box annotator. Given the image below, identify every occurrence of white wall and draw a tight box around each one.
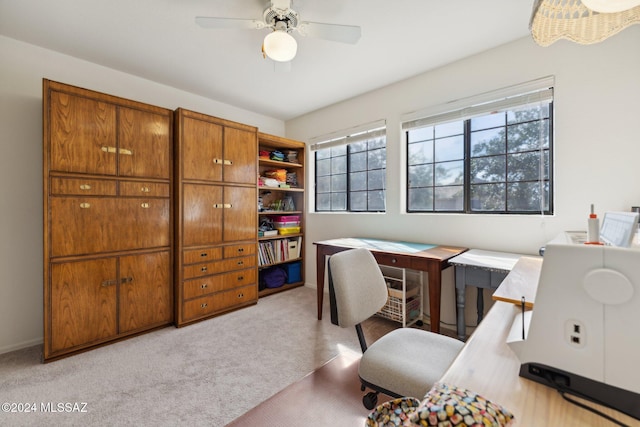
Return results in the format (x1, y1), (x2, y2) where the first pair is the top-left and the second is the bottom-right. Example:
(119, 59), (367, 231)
(286, 28), (640, 326)
(0, 35), (285, 354)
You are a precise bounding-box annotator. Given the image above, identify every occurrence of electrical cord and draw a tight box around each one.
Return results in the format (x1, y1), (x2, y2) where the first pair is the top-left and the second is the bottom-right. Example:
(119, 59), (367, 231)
(543, 371), (630, 427)
(558, 391), (629, 427)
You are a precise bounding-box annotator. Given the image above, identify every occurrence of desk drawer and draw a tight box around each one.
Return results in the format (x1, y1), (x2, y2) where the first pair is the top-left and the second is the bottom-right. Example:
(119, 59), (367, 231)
(373, 252), (412, 269)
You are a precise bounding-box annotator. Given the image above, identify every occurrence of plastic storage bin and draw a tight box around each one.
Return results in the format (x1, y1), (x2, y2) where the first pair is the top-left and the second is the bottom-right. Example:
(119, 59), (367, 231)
(284, 261), (302, 284)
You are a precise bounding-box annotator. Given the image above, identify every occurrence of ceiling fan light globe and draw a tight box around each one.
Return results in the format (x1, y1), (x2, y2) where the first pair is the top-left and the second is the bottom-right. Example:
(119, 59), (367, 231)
(263, 30), (297, 62)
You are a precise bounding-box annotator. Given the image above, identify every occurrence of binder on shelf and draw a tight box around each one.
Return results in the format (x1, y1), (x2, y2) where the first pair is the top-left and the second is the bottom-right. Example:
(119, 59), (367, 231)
(288, 239), (298, 260)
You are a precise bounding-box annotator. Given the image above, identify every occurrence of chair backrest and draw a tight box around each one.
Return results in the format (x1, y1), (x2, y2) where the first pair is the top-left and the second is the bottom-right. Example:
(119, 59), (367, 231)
(328, 248), (389, 328)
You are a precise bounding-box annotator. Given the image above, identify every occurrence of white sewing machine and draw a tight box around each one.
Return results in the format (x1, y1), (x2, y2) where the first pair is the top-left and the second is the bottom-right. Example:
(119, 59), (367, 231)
(507, 215), (640, 420)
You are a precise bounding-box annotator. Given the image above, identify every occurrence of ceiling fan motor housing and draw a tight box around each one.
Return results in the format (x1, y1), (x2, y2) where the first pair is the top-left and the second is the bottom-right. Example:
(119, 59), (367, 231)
(264, 4), (299, 31)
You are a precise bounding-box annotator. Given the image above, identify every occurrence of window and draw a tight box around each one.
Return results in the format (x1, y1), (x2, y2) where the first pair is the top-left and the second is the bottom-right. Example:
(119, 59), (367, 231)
(313, 126), (386, 212)
(405, 85), (553, 214)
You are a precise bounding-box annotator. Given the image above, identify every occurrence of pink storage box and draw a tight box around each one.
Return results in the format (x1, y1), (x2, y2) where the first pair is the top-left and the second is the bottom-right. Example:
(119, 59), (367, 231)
(273, 215), (300, 223)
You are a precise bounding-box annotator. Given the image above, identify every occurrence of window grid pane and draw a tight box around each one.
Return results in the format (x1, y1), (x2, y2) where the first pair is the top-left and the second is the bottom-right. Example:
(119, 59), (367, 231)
(315, 133), (387, 212)
(407, 101), (553, 214)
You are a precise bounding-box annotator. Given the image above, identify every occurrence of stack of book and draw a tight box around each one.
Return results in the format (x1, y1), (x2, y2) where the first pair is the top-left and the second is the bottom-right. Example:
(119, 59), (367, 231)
(258, 237), (302, 266)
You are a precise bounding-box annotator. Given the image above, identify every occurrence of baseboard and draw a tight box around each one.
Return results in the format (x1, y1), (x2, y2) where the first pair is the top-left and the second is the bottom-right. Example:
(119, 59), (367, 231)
(0, 337), (42, 356)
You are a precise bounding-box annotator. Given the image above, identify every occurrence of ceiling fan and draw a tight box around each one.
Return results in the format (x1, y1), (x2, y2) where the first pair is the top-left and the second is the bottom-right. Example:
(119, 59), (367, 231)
(195, 0), (361, 62)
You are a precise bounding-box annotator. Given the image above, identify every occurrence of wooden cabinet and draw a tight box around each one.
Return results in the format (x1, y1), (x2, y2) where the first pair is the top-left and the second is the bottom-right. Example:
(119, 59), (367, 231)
(257, 133), (306, 296)
(50, 252), (171, 353)
(174, 109), (258, 326)
(43, 80), (173, 362)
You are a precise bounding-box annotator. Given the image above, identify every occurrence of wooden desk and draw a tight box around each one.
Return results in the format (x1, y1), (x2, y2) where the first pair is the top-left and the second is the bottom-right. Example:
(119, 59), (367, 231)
(439, 258), (637, 426)
(449, 249), (528, 340)
(314, 238), (467, 334)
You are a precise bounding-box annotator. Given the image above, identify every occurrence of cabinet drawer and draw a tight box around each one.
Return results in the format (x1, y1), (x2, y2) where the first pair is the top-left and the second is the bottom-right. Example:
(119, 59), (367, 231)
(182, 284), (257, 322)
(183, 268), (257, 300)
(119, 181), (170, 197)
(182, 255), (256, 279)
(183, 247), (223, 265)
(223, 243), (256, 258)
(50, 177), (117, 196)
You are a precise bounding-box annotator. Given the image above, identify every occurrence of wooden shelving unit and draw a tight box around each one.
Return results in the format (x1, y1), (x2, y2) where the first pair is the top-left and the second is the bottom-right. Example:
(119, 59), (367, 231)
(257, 132), (305, 297)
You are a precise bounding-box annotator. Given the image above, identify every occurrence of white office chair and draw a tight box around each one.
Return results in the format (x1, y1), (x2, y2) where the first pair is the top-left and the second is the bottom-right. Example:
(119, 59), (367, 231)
(328, 248), (464, 409)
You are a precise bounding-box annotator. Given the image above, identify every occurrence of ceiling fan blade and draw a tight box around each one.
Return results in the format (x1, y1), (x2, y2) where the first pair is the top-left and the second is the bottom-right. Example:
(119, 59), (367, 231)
(195, 17), (266, 30)
(296, 21), (361, 44)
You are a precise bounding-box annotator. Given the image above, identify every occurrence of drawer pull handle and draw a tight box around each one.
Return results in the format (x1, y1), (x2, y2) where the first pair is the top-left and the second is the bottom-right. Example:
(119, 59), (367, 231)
(213, 203), (224, 209)
(213, 158), (223, 164)
(201, 303), (208, 308)
(223, 203), (233, 209)
(238, 248), (244, 253)
(237, 276), (244, 281)
(238, 293), (244, 298)
(119, 148), (133, 156)
(200, 253), (208, 257)
(201, 267), (208, 272)
(101, 279), (118, 287)
(237, 261), (244, 266)
(121, 277), (133, 283)
(141, 186), (150, 193)
(79, 184), (92, 190)
(223, 159), (233, 165)
(201, 283), (208, 289)
(141, 203), (150, 209)
(80, 203), (91, 209)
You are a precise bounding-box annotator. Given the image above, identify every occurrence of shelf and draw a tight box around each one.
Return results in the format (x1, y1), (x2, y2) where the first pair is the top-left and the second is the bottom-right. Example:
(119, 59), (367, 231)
(258, 257), (303, 268)
(259, 158), (303, 168)
(259, 233), (303, 241)
(259, 281), (304, 298)
(259, 210), (303, 215)
(258, 186), (304, 193)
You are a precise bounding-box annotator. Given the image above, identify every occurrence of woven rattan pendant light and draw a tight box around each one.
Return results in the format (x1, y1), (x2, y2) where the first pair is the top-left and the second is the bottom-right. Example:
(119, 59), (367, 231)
(530, 0), (640, 46)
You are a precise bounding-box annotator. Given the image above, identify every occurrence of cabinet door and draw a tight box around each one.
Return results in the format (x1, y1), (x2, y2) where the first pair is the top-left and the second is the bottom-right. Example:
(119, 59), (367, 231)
(224, 186), (257, 242)
(224, 127), (257, 184)
(118, 107), (171, 179)
(181, 116), (223, 182)
(50, 258), (117, 354)
(119, 251), (172, 333)
(119, 197), (170, 250)
(183, 183), (223, 246)
(50, 197), (169, 256)
(49, 91), (117, 175)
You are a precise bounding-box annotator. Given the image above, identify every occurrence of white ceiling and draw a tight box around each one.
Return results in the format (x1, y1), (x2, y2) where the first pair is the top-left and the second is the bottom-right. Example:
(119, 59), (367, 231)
(0, 0), (534, 121)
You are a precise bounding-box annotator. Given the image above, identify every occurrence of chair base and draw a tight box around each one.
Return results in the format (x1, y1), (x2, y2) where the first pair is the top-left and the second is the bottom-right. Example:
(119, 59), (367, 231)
(359, 376), (403, 410)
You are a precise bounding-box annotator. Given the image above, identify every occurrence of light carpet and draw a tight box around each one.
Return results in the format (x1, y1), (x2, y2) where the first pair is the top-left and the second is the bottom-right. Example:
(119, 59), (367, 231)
(0, 286), (369, 427)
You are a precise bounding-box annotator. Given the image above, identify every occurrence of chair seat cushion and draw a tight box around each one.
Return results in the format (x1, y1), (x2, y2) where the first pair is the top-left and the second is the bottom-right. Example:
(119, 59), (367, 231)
(359, 328), (464, 399)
